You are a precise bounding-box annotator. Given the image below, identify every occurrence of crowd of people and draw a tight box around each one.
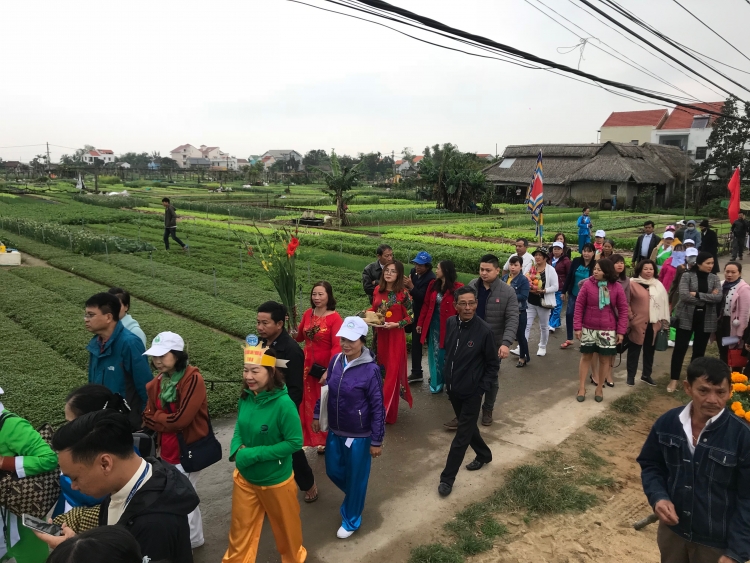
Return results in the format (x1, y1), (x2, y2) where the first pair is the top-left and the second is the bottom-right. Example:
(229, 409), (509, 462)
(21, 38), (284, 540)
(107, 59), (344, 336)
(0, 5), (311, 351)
(3, 208), (750, 563)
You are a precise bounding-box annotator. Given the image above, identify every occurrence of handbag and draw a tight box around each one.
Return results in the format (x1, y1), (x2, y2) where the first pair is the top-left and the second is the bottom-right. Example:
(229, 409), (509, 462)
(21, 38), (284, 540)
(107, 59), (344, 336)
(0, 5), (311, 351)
(308, 363), (327, 380)
(0, 414), (61, 518)
(728, 348), (748, 369)
(319, 384), (330, 432)
(176, 417), (223, 473)
(654, 328), (670, 352)
(616, 333), (630, 355)
(541, 291), (556, 309)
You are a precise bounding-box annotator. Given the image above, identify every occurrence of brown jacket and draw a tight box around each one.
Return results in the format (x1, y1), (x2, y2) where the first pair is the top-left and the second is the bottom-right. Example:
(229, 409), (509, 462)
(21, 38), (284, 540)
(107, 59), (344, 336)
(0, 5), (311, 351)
(142, 365), (209, 446)
(628, 282), (663, 346)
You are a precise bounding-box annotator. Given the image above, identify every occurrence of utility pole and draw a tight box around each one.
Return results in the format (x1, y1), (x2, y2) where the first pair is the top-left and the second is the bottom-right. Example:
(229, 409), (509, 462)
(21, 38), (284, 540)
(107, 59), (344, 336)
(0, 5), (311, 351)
(392, 150), (395, 182)
(683, 147), (688, 221)
(46, 142), (51, 175)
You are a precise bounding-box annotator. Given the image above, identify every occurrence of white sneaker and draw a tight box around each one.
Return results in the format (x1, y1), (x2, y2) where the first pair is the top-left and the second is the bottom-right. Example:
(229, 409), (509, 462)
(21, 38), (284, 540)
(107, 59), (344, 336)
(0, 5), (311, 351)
(668, 340), (675, 348)
(510, 347), (520, 356)
(337, 526), (355, 539)
(537, 346), (547, 357)
(688, 341), (693, 347)
(549, 327), (555, 333)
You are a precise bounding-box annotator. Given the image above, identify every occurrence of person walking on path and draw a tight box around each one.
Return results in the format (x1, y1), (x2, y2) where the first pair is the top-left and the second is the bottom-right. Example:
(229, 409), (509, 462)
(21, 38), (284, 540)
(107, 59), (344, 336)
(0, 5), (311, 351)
(637, 357), (749, 563)
(256, 301), (317, 503)
(547, 241), (570, 333)
(161, 198), (187, 251)
(560, 243), (596, 350)
(731, 211), (748, 261)
(403, 251), (436, 384)
(312, 317), (385, 539)
(632, 220), (660, 265)
(222, 344), (306, 563)
(716, 262), (750, 370)
(437, 287), (500, 498)
(668, 252), (721, 393)
(700, 219), (720, 274)
(573, 259), (628, 403)
(626, 259), (670, 387)
(416, 260), (463, 393)
(84, 292), (152, 431)
(460, 254), (517, 427)
(577, 207), (593, 251)
(502, 238), (533, 275)
(107, 287), (147, 348)
(502, 256), (531, 367)
(361, 244), (393, 304)
(368, 260), (413, 425)
(524, 247), (559, 357)
(683, 219), (702, 250)
(294, 282), (343, 453)
(142, 331), (210, 549)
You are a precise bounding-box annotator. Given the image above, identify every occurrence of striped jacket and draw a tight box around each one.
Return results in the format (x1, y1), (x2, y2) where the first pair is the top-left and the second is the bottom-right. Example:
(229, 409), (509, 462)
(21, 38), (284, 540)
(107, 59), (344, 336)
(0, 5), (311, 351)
(672, 271), (722, 332)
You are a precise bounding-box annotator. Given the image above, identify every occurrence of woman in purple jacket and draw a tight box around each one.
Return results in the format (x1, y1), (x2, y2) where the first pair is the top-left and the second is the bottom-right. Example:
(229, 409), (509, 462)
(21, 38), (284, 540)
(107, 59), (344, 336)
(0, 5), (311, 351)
(573, 258), (628, 403)
(313, 316), (385, 540)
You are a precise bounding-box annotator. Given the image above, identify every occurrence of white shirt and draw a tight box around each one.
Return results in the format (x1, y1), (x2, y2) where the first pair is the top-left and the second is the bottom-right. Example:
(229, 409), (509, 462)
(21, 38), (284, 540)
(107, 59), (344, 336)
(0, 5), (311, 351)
(640, 233), (653, 259)
(503, 252), (533, 275)
(107, 458), (152, 525)
(679, 401), (725, 455)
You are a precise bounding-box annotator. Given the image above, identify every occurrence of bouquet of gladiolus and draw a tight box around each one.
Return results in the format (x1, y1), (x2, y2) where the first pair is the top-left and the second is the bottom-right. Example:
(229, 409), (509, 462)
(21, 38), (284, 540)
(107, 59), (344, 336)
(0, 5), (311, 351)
(236, 225), (301, 331)
(729, 372), (749, 422)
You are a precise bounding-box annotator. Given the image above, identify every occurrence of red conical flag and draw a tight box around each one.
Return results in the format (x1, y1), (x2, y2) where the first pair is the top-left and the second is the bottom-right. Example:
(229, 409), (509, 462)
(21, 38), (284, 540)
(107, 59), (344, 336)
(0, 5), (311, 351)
(728, 167), (741, 224)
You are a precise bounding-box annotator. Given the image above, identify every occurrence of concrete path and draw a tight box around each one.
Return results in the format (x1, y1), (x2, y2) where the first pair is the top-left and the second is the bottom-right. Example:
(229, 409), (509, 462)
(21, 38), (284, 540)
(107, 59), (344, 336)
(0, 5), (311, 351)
(193, 321), (673, 563)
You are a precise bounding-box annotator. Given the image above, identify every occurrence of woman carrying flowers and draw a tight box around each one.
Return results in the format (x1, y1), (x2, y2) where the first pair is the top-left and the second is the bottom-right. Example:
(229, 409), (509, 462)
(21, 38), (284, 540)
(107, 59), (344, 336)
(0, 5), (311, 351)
(368, 260), (413, 424)
(295, 281), (343, 453)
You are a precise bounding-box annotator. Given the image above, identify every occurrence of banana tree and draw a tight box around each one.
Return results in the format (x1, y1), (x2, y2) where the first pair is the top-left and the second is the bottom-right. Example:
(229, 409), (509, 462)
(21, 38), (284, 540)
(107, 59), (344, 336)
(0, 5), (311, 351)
(315, 150), (363, 226)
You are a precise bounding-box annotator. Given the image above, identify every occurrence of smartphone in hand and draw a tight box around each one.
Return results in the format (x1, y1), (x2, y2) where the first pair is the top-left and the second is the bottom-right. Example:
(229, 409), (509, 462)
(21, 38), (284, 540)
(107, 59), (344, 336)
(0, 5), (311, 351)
(22, 514), (63, 536)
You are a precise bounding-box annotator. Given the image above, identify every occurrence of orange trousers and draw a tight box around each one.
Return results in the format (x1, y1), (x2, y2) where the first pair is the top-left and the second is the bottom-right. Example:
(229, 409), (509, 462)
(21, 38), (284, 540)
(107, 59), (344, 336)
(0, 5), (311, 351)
(222, 470), (306, 563)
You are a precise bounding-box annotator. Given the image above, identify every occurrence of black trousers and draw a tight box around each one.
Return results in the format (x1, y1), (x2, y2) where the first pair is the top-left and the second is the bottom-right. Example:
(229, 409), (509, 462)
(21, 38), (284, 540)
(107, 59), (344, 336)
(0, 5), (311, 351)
(292, 448), (315, 491)
(627, 323), (655, 379)
(440, 393), (492, 487)
(670, 310), (711, 380)
(411, 328), (424, 376)
(163, 227), (185, 250)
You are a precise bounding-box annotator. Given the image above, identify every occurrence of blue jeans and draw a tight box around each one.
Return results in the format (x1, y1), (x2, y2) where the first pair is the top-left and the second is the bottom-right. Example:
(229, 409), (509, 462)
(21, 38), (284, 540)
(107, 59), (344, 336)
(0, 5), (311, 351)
(566, 294), (577, 341)
(326, 433), (372, 532)
(549, 292), (563, 329)
(578, 234), (590, 252)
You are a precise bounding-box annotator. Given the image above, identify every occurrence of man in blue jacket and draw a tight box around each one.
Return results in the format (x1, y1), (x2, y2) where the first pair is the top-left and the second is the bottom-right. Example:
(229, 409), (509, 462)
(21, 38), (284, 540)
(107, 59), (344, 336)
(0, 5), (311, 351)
(85, 292), (152, 430)
(637, 357), (750, 563)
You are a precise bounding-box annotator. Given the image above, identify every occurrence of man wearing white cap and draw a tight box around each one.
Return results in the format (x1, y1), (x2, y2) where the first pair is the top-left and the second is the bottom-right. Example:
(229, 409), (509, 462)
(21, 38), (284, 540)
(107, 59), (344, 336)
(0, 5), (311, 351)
(650, 232), (675, 273)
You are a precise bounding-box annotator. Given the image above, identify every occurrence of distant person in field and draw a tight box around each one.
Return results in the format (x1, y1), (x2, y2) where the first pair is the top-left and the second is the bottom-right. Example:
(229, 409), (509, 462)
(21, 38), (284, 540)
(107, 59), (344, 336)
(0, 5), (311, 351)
(84, 292), (152, 431)
(362, 244), (393, 304)
(577, 207), (593, 251)
(107, 287), (147, 347)
(161, 197), (187, 251)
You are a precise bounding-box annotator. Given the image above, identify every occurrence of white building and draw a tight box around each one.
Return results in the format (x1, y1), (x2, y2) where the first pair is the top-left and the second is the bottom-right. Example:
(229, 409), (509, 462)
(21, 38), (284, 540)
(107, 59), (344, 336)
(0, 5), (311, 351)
(170, 144), (238, 169)
(82, 149), (115, 164)
(170, 144), (203, 168)
(650, 102), (723, 162)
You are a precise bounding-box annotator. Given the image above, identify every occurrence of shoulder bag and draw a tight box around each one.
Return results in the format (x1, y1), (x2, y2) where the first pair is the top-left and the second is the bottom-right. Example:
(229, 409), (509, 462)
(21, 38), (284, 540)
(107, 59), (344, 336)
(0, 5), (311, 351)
(319, 354), (341, 433)
(654, 328), (670, 352)
(0, 413), (61, 518)
(163, 402), (222, 473)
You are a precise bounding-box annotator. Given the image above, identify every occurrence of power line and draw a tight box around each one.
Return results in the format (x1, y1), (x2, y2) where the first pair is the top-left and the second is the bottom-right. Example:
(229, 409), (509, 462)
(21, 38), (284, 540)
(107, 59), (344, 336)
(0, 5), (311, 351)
(0, 144), (48, 149)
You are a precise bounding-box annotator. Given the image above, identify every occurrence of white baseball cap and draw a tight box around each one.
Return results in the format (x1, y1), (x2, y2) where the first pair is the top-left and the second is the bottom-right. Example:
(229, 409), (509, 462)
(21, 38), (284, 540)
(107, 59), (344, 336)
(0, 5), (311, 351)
(595, 230), (606, 238)
(686, 247), (699, 257)
(337, 317), (369, 341)
(683, 239), (695, 246)
(552, 241), (564, 248)
(663, 231), (674, 239)
(144, 332), (185, 356)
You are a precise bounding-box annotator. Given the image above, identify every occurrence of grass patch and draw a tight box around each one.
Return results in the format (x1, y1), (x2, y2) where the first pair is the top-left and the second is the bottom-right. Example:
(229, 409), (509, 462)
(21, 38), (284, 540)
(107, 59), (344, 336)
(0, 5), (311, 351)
(578, 472), (616, 488)
(610, 389), (651, 415)
(444, 502), (509, 556)
(408, 544), (463, 563)
(586, 415), (619, 434)
(579, 447), (608, 469)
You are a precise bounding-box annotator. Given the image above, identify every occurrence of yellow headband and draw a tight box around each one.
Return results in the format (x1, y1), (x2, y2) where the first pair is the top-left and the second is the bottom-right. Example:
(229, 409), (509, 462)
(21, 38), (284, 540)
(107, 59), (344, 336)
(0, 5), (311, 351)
(243, 335), (289, 368)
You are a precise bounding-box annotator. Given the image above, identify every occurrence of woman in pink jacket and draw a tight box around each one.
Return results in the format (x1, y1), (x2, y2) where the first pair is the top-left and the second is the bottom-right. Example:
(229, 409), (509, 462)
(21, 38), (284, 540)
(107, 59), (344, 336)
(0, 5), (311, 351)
(658, 243), (685, 295)
(717, 261), (750, 369)
(573, 258), (629, 403)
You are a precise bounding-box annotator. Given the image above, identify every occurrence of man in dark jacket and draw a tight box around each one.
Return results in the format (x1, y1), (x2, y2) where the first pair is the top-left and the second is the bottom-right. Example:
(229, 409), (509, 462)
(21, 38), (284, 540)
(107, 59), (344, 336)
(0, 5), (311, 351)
(256, 301), (316, 500)
(632, 220), (660, 265)
(438, 286), (500, 497)
(700, 219), (720, 274)
(730, 212), (748, 261)
(404, 250), (436, 383)
(161, 197), (187, 251)
(361, 244), (393, 303)
(443, 254), (517, 428)
(637, 358), (750, 563)
(42, 411), (199, 562)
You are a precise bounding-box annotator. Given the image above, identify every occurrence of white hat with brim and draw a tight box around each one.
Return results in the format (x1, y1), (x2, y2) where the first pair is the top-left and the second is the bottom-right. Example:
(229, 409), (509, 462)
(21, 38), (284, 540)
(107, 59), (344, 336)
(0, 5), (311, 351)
(683, 239), (695, 246)
(663, 232), (674, 239)
(595, 230), (606, 238)
(144, 331), (185, 356)
(552, 241), (564, 248)
(337, 317), (369, 341)
(686, 247), (699, 257)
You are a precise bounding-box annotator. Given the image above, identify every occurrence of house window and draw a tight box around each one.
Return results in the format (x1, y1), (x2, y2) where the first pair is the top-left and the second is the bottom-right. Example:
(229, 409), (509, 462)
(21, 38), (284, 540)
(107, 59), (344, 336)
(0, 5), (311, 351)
(610, 185), (618, 195)
(695, 146), (707, 160)
(691, 116), (710, 129)
(631, 140), (638, 145)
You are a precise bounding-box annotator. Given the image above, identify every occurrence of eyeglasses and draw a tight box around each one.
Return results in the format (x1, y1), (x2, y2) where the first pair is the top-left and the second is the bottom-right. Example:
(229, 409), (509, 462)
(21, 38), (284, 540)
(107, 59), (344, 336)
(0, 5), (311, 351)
(83, 313), (99, 320)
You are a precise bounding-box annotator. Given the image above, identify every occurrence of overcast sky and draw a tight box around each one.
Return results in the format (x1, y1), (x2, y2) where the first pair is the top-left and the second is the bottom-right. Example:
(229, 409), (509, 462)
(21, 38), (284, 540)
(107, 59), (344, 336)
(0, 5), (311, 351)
(2, 0), (748, 163)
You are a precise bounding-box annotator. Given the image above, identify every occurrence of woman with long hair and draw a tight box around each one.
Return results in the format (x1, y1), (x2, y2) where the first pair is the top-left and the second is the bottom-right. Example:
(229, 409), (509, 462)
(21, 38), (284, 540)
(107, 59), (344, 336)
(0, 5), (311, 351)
(596, 239), (614, 261)
(554, 232), (572, 259)
(416, 260), (463, 392)
(223, 345), (306, 563)
(717, 261), (750, 370)
(668, 251), (721, 392)
(548, 241), (571, 333)
(368, 260), (413, 424)
(627, 259), (670, 387)
(610, 254), (631, 302)
(295, 281), (343, 453)
(524, 247), (559, 357)
(573, 259), (628, 402)
(142, 331), (210, 549)
(561, 242), (596, 350)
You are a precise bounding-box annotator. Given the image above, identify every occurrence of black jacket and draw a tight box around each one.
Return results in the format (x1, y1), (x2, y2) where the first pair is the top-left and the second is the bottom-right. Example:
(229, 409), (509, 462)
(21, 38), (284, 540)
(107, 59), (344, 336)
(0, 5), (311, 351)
(268, 329), (305, 408)
(632, 233), (661, 264)
(637, 407), (750, 563)
(443, 315), (499, 400)
(164, 205), (178, 228)
(99, 458), (199, 563)
(407, 267), (436, 323)
(362, 261), (384, 303)
(701, 227), (719, 255)
(562, 257), (595, 295)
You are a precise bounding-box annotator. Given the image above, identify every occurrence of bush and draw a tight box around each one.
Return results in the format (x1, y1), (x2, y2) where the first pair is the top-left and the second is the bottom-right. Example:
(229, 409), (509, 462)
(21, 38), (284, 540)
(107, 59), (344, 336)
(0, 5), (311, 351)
(73, 194), (147, 209)
(98, 175), (120, 185)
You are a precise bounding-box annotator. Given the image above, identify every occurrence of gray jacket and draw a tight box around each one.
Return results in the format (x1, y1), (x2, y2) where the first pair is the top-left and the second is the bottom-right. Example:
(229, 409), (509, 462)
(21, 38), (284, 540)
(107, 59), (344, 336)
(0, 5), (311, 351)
(362, 261), (384, 303)
(468, 277), (519, 348)
(673, 271), (721, 332)
(164, 205), (177, 228)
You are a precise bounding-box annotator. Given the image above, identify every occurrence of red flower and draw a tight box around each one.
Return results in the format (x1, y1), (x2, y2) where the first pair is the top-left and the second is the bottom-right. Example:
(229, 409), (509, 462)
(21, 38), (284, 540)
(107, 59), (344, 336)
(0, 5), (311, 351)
(287, 237), (300, 257)
(247, 246), (254, 256)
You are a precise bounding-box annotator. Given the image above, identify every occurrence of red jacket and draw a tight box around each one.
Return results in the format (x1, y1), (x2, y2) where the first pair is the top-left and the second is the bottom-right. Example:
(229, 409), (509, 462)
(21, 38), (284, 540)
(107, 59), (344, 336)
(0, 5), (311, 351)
(416, 280), (464, 347)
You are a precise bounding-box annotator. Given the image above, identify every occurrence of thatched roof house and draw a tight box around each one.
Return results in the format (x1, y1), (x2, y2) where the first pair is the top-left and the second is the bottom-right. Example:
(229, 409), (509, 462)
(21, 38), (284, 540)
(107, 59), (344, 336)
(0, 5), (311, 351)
(485, 141), (692, 208)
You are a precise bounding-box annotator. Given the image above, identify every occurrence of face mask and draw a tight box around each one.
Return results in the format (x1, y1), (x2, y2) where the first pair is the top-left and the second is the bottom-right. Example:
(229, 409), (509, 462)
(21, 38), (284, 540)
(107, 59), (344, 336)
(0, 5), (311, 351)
(671, 251), (686, 268)
(686, 256), (697, 266)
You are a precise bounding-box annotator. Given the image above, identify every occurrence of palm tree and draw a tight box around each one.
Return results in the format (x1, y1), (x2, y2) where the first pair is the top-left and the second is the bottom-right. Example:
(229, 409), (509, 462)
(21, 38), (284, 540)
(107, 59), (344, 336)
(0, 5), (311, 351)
(316, 150), (363, 226)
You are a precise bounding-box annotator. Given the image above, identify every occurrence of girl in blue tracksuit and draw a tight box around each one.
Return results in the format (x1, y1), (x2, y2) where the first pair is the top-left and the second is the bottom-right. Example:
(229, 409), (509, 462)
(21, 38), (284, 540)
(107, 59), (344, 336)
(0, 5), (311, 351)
(313, 316), (385, 540)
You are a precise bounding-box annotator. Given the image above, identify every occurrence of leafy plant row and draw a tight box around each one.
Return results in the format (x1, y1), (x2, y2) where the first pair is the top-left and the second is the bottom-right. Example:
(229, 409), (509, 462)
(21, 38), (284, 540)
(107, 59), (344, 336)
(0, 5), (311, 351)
(0, 196), (136, 225)
(73, 193), (148, 209)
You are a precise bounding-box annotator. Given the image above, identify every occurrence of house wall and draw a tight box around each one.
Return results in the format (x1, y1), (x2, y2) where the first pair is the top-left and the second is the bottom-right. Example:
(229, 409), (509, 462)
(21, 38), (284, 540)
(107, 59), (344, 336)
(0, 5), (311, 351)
(651, 128), (711, 162)
(570, 181), (629, 206)
(600, 125), (654, 145)
(171, 145), (202, 168)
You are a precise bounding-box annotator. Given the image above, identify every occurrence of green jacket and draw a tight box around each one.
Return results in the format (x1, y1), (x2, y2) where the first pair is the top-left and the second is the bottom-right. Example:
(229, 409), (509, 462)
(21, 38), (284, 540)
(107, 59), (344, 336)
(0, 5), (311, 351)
(0, 410), (57, 478)
(229, 386), (302, 487)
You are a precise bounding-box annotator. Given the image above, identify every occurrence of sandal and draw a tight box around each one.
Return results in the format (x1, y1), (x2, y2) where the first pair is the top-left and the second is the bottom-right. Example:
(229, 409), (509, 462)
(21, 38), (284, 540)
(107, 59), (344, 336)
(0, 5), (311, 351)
(560, 340), (574, 349)
(304, 483), (318, 503)
(666, 381), (679, 393)
(317, 446), (326, 455)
